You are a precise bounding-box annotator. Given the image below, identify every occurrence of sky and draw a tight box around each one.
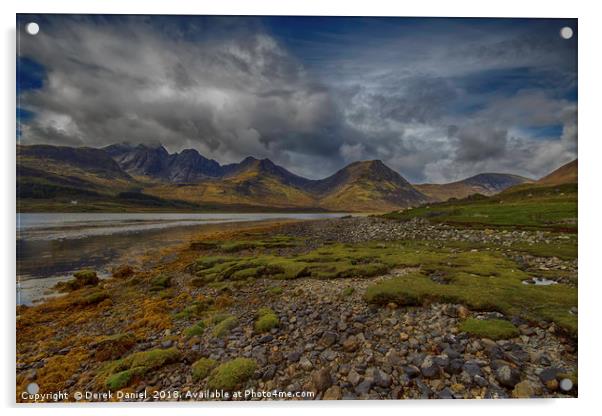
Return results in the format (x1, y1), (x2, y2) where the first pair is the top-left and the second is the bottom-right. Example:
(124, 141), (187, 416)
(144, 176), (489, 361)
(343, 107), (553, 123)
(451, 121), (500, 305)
(17, 15), (577, 183)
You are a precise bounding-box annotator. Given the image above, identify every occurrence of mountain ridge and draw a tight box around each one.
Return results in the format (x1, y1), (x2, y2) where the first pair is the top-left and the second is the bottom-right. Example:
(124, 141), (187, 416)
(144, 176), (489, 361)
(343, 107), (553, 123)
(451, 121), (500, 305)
(415, 172), (533, 202)
(17, 143), (566, 212)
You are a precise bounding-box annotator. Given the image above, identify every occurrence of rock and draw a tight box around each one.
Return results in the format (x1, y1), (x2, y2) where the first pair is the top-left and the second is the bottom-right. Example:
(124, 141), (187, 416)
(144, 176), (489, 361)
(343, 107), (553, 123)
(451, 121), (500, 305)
(287, 350), (302, 363)
(311, 368), (333, 392)
(446, 358), (464, 375)
(355, 379), (373, 395)
(299, 356), (313, 371)
(539, 367), (561, 391)
(436, 387), (454, 399)
(323, 385), (342, 400)
(462, 361), (483, 378)
(404, 365), (421, 379)
(258, 335), (273, 344)
(457, 305), (470, 319)
(319, 331), (338, 348)
(320, 349), (337, 361)
(342, 335), (359, 352)
(385, 349), (403, 367)
(512, 380), (536, 398)
(399, 332), (409, 341)
(262, 364), (277, 381)
(347, 369), (361, 386)
(421, 356), (441, 379)
(367, 368), (392, 388)
(495, 364), (521, 388)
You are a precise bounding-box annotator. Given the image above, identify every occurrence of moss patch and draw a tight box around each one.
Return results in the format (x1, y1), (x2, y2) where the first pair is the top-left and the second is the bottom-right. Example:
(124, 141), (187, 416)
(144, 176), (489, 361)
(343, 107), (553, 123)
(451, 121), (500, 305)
(99, 347), (180, 390)
(268, 286), (283, 295)
(211, 315), (238, 338)
(207, 358), (257, 390)
(55, 269), (99, 292)
(459, 318), (520, 340)
(191, 358), (217, 381)
(362, 247), (577, 335)
(254, 308), (279, 332)
(150, 274), (172, 291)
(183, 322), (205, 338)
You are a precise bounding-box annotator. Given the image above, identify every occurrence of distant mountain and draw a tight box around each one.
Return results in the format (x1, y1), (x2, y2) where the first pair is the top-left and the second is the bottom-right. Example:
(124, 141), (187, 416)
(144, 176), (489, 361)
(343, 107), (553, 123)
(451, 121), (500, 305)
(537, 159), (577, 185)
(19, 144), (131, 181)
(222, 156), (313, 189)
(416, 173), (533, 202)
(104, 143), (223, 183)
(311, 160), (429, 211)
(19, 142), (551, 212)
(146, 156), (318, 209)
(17, 144), (135, 203)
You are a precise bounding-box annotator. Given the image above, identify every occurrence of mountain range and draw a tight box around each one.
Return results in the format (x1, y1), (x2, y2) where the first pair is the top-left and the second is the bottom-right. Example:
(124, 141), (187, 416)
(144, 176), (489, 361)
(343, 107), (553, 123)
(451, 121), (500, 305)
(16, 143), (577, 212)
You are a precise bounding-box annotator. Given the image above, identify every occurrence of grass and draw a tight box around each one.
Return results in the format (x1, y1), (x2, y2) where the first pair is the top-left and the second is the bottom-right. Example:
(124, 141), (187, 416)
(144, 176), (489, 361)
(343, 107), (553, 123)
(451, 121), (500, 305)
(188, 239), (577, 335)
(72, 289), (110, 307)
(188, 243), (396, 285)
(173, 299), (213, 320)
(94, 333), (137, 361)
(192, 358), (217, 381)
(459, 318), (520, 340)
(363, 247), (577, 335)
(150, 274), (172, 291)
(255, 307), (279, 332)
(99, 347), (180, 390)
(206, 358), (257, 391)
(341, 287), (355, 297)
(268, 286), (284, 295)
(384, 183), (577, 232)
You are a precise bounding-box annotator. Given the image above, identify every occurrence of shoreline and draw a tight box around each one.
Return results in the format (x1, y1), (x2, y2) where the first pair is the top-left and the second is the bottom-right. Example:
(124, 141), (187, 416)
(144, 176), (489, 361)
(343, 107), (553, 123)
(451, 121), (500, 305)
(16, 216), (578, 401)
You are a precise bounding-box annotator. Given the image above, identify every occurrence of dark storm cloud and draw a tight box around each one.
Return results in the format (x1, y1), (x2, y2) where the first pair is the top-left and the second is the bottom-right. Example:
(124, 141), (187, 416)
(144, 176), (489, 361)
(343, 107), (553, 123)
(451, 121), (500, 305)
(17, 16), (577, 182)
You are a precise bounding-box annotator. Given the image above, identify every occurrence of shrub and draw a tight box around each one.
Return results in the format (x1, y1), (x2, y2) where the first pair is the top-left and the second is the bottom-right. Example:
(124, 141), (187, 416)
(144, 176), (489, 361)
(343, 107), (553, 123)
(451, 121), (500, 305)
(207, 358), (257, 390)
(192, 358), (217, 381)
(459, 318), (520, 340)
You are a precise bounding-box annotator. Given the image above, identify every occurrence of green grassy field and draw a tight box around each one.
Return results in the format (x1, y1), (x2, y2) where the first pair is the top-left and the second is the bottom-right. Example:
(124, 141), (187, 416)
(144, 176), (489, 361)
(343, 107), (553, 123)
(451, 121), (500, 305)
(186, 237), (577, 335)
(384, 183), (577, 232)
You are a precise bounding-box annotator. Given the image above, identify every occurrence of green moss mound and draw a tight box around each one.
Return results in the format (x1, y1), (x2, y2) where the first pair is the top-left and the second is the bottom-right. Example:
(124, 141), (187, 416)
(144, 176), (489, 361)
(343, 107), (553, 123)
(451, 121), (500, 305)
(362, 248), (577, 335)
(211, 315), (238, 338)
(459, 318), (520, 340)
(150, 274), (172, 291)
(191, 358), (217, 381)
(254, 308), (279, 332)
(55, 269), (100, 292)
(184, 322), (205, 338)
(99, 347), (180, 390)
(207, 358), (257, 390)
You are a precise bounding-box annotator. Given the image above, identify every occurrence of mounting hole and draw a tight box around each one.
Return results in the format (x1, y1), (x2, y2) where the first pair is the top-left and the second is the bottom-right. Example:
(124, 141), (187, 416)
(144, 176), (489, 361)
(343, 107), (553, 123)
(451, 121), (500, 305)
(26, 382), (39, 394)
(560, 26), (573, 40)
(25, 22), (39, 36)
